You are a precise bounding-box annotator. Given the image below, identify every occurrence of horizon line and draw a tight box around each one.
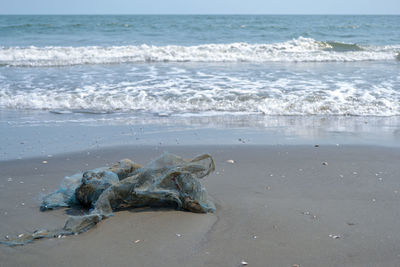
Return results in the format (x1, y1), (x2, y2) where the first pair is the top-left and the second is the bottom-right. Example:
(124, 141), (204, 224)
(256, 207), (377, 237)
(1, 13), (400, 16)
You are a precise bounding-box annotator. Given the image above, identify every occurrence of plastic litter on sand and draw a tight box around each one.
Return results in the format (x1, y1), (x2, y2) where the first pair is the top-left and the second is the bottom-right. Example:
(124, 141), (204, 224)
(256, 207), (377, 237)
(0, 153), (215, 246)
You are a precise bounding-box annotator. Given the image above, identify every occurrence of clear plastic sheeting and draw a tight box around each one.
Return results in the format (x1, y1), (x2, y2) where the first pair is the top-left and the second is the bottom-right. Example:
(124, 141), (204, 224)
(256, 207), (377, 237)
(1, 153), (215, 246)
(40, 158), (142, 211)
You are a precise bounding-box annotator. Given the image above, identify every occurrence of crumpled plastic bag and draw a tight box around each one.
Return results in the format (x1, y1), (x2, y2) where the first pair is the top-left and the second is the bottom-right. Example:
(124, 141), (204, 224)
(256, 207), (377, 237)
(40, 159), (142, 211)
(1, 153), (215, 246)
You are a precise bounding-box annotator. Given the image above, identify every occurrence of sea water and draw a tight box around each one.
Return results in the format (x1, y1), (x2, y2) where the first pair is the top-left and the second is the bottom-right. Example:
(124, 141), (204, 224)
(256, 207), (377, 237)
(1, 15), (400, 158)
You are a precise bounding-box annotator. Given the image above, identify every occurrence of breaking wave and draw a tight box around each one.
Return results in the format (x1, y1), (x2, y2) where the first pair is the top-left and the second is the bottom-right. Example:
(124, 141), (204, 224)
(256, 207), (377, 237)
(1, 80), (399, 116)
(0, 37), (399, 67)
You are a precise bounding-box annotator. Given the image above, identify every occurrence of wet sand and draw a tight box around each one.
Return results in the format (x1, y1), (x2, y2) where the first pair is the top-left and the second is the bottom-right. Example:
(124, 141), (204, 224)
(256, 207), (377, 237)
(1, 145), (400, 267)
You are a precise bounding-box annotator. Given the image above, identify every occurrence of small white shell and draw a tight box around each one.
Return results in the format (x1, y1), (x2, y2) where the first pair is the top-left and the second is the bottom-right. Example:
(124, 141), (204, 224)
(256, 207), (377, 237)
(328, 234), (340, 239)
(226, 159), (235, 164)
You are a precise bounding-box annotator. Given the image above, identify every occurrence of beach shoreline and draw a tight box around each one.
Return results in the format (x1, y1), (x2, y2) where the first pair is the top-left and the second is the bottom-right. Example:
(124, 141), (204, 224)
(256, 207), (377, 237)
(1, 13), (400, 267)
(2, 112), (400, 162)
(1, 144), (399, 267)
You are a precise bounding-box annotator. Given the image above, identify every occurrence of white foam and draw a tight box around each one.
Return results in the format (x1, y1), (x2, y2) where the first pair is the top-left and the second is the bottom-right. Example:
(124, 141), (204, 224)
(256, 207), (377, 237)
(1, 37), (399, 67)
(1, 78), (399, 116)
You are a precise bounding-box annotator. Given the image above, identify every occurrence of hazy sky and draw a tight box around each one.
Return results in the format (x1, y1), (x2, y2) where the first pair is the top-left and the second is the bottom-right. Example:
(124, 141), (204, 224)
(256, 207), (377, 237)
(1, 0), (400, 15)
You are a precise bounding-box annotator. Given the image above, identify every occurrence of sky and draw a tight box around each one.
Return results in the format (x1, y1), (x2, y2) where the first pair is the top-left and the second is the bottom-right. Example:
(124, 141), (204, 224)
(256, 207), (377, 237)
(1, 0), (400, 15)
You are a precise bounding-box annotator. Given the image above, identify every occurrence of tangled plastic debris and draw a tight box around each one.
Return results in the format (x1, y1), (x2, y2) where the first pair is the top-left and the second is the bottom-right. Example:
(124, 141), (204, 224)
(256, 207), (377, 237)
(1, 153), (215, 246)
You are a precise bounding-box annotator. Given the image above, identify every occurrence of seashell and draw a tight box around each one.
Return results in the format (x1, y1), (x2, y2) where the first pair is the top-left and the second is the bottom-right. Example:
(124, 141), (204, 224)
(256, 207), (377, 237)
(226, 159), (235, 164)
(241, 261), (248, 266)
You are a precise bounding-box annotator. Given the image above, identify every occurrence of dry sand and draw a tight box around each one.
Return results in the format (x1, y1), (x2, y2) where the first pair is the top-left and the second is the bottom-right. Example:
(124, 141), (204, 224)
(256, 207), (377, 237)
(1, 145), (400, 267)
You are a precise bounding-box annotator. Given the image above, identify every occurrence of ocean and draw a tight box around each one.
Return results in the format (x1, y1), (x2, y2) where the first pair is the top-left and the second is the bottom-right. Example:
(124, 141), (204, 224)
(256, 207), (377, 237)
(1, 15), (400, 159)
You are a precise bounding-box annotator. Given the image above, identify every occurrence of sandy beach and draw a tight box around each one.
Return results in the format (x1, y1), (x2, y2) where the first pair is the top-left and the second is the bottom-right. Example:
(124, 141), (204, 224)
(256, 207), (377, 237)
(1, 11), (400, 267)
(1, 144), (399, 267)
